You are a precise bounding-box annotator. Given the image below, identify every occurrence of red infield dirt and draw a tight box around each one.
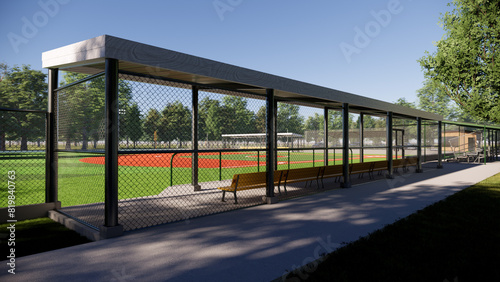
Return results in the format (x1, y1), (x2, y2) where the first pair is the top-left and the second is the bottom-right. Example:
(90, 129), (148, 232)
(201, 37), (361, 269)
(80, 153), (387, 168)
(80, 152), (266, 168)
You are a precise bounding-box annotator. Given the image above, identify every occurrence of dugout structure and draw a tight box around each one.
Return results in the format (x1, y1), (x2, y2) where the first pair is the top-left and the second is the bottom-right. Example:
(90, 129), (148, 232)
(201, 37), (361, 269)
(39, 35), (500, 239)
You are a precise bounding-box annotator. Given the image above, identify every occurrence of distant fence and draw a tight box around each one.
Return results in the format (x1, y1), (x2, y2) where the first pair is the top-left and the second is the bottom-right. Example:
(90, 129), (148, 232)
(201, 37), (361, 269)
(0, 107), (47, 208)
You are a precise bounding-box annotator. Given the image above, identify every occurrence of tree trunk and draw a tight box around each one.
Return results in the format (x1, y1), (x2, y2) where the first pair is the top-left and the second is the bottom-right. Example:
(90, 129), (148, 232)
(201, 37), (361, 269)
(65, 136), (71, 150)
(0, 132), (5, 151)
(81, 129), (88, 150)
(21, 136), (28, 151)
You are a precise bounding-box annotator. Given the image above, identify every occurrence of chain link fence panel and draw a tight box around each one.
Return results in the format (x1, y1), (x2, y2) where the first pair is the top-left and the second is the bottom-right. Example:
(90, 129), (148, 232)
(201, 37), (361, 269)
(0, 109), (46, 207)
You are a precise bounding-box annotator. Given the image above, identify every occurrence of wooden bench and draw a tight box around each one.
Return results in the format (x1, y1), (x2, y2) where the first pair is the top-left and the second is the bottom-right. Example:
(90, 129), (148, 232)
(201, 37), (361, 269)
(405, 157), (418, 171)
(218, 170), (283, 204)
(392, 158), (406, 172)
(320, 165), (343, 188)
(281, 166), (324, 193)
(350, 162), (374, 179)
(371, 160), (388, 176)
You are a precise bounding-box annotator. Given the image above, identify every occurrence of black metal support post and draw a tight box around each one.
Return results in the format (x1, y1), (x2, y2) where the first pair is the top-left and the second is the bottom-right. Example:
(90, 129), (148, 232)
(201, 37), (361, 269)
(265, 89), (277, 203)
(46, 68), (59, 207)
(274, 99), (278, 171)
(416, 117), (423, 173)
(359, 113), (364, 163)
(341, 103), (351, 188)
(437, 121), (443, 168)
(102, 58), (123, 238)
(192, 86), (201, 191)
(324, 107), (329, 166)
(386, 112), (394, 179)
(496, 130), (498, 161)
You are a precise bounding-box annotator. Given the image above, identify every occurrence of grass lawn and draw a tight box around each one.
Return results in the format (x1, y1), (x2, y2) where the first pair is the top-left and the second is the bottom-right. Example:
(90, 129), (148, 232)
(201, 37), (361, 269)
(282, 172), (500, 281)
(0, 218), (91, 258)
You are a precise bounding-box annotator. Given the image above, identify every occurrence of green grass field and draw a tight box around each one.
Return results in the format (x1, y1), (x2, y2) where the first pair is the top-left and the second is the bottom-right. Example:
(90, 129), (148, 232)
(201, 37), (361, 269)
(0, 150), (388, 207)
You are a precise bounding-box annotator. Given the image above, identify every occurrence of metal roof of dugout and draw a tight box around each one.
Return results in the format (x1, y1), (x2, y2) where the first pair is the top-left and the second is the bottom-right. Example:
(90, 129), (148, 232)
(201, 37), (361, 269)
(42, 35), (441, 120)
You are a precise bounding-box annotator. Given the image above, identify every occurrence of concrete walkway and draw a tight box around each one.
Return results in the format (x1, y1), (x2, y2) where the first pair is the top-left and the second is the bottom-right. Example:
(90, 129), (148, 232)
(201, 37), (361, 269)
(3, 161), (500, 281)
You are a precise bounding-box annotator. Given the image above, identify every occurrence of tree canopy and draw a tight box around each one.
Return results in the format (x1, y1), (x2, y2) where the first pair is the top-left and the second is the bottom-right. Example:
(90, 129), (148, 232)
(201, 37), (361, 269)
(419, 0), (500, 123)
(0, 64), (47, 150)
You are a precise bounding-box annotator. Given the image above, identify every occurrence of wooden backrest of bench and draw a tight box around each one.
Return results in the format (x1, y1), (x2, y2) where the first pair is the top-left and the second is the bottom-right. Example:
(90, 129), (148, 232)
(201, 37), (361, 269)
(406, 157), (418, 166)
(322, 165), (343, 177)
(350, 162), (373, 174)
(283, 166), (323, 181)
(230, 170), (283, 189)
(372, 160), (388, 170)
(393, 159), (405, 167)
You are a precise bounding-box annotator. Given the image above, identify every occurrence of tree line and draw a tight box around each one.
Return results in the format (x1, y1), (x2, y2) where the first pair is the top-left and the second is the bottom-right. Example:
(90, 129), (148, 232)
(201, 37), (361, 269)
(0, 60), (487, 151)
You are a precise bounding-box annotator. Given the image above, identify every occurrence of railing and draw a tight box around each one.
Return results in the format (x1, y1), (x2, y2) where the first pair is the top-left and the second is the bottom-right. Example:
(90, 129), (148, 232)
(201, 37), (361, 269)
(160, 147), (364, 187)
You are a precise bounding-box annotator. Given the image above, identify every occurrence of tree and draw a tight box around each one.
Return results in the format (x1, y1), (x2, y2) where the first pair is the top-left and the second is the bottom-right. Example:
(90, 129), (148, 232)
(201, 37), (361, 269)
(362, 115), (386, 129)
(304, 113), (324, 142)
(143, 108), (161, 145)
(159, 101), (191, 148)
(59, 72), (132, 150)
(124, 103), (142, 148)
(417, 79), (461, 120)
(419, 0), (500, 123)
(199, 97), (222, 140)
(0, 65), (47, 150)
(221, 96), (256, 134)
(277, 103), (304, 134)
(255, 106), (266, 133)
(394, 97), (417, 109)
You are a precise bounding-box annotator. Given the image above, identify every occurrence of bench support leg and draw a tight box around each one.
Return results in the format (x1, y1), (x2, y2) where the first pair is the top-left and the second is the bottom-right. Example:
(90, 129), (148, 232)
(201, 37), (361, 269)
(233, 190), (238, 204)
(222, 191), (226, 202)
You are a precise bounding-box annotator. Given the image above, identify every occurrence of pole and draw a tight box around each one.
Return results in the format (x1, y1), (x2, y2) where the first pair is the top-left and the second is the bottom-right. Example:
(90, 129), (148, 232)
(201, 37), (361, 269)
(46, 68), (59, 206)
(359, 113), (364, 163)
(102, 58), (123, 238)
(416, 117), (423, 173)
(324, 107), (329, 166)
(341, 103), (351, 188)
(265, 89), (276, 203)
(386, 112), (394, 179)
(192, 86), (200, 191)
(437, 121), (443, 168)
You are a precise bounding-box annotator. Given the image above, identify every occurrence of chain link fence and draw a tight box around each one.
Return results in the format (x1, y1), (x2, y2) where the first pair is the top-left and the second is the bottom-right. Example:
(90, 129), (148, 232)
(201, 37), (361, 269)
(0, 108), (46, 207)
(50, 71), (480, 232)
(56, 73), (106, 229)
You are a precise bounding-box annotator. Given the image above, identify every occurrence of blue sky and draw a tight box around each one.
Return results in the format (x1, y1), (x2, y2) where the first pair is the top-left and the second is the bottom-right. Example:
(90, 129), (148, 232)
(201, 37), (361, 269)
(0, 0), (451, 105)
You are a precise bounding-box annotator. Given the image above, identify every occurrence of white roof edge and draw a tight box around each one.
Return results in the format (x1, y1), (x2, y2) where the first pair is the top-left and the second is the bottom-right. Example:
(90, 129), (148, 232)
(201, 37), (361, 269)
(42, 35), (108, 69)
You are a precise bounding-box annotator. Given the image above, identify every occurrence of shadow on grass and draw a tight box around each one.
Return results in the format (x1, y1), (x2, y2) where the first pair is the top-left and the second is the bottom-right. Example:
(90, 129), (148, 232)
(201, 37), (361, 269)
(282, 173), (500, 281)
(0, 218), (91, 259)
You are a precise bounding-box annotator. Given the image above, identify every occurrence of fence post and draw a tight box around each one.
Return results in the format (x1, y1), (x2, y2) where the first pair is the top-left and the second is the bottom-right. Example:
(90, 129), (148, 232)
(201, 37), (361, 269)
(386, 112), (394, 179)
(324, 107), (329, 166)
(341, 103), (351, 188)
(416, 117), (423, 173)
(264, 89), (277, 203)
(359, 113), (364, 163)
(192, 86), (201, 191)
(101, 58), (123, 239)
(46, 68), (60, 208)
(437, 121), (443, 168)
